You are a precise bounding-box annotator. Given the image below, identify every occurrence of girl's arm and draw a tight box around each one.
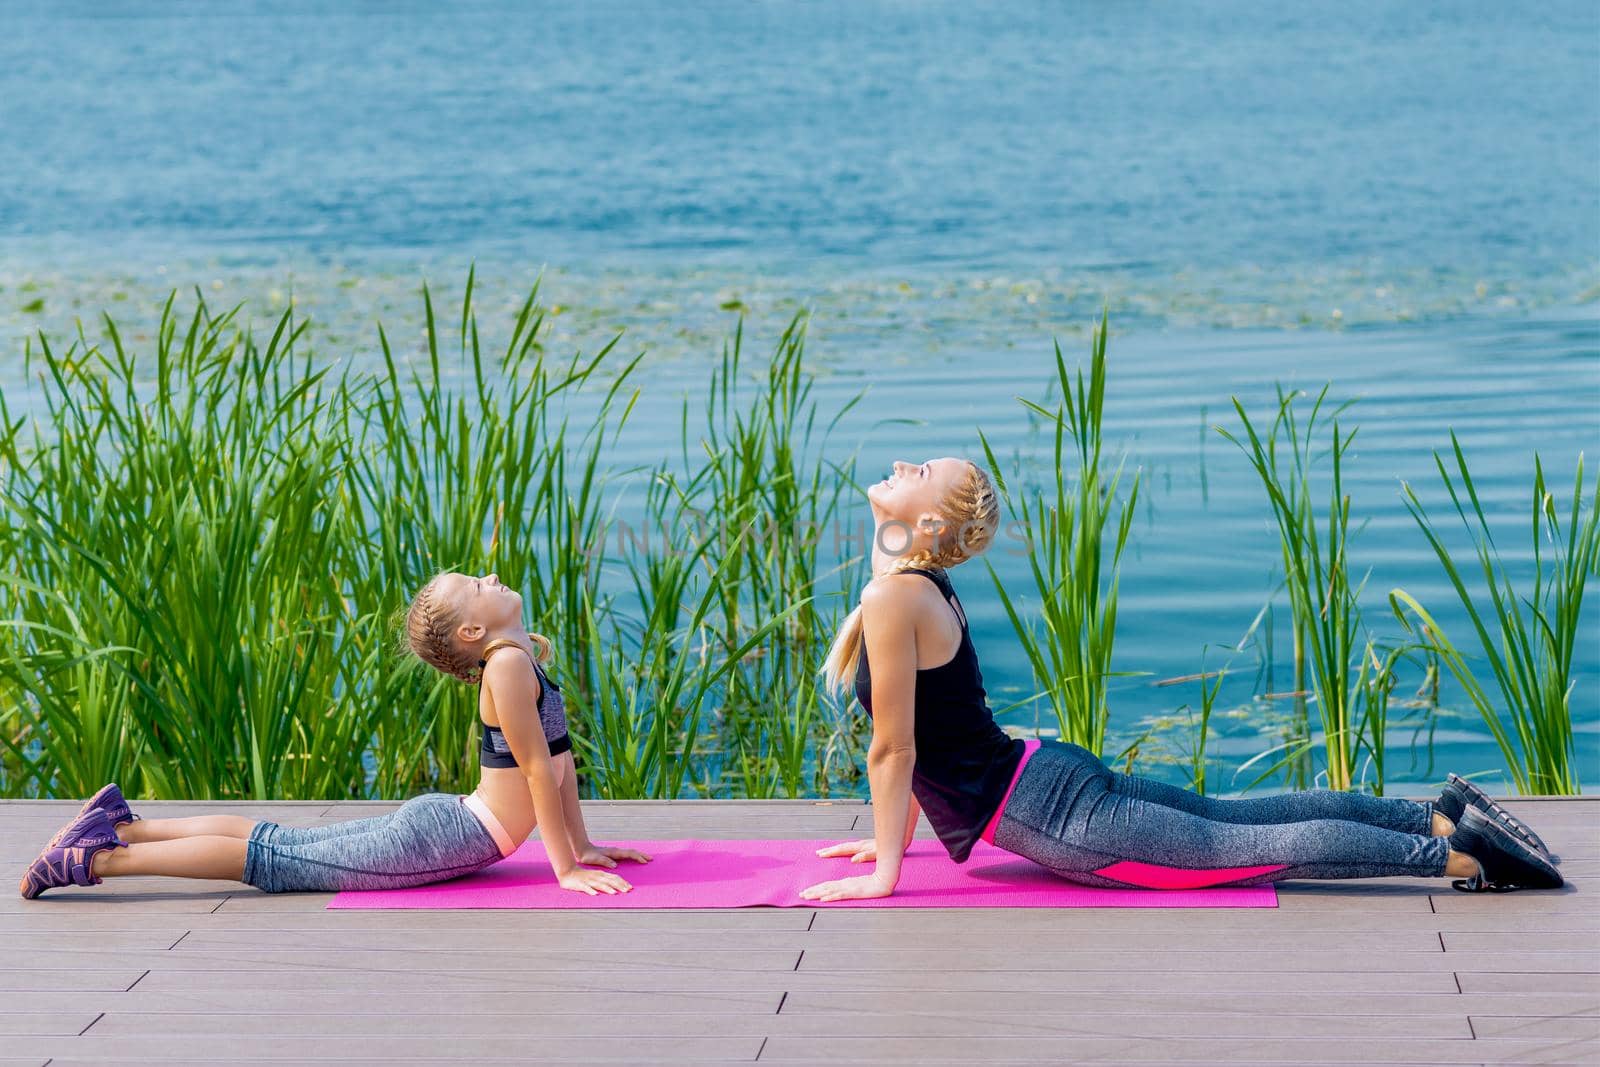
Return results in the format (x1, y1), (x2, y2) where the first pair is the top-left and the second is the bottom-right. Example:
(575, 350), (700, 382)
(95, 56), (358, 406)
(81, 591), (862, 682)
(555, 751), (650, 868)
(802, 579), (918, 902)
(482, 655), (631, 896)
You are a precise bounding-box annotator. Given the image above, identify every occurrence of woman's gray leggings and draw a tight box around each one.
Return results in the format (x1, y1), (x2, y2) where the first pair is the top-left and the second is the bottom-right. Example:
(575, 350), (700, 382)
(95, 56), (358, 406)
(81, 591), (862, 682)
(242, 793), (504, 893)
(991, 741), (1451, 888)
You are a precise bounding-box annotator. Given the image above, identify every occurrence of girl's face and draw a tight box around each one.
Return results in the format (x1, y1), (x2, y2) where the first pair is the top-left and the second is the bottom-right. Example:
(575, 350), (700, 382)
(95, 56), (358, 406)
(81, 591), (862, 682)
(866, 456), (966, 526)
(436, 572), (523, 642)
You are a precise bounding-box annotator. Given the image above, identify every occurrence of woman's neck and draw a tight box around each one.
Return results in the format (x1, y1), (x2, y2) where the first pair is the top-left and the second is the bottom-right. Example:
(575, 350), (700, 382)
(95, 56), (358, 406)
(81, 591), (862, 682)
(867, 507), (938, 577)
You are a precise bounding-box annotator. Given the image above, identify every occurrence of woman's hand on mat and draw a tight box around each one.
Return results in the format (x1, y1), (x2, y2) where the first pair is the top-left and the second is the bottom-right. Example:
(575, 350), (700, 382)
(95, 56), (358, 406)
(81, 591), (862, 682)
(558, 868), (633, 896)
(799, 873), (894, 903)
(577, 843), (653, 868)
(815, 838), (877, 863)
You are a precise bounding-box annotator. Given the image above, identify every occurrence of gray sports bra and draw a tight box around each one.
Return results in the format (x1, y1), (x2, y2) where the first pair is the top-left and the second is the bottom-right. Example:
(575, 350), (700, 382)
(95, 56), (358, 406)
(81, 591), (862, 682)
(478, 638), (570, 767)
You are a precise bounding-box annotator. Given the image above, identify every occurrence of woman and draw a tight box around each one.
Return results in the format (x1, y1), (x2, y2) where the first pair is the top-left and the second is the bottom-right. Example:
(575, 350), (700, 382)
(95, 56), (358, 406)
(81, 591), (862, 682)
(800, 457), (1562, 903)
(21, 572), (649, 898)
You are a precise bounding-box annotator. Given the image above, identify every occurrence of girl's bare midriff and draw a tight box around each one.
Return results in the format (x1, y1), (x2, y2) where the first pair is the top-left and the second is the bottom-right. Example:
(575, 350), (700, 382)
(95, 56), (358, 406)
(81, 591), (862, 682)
(473, 763), (546, 842)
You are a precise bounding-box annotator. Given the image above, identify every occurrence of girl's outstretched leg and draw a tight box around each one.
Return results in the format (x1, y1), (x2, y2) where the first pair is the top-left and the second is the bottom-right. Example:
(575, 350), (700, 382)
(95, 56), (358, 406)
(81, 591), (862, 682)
(94, 837), (248, 881)
(121, 816), (257, 843)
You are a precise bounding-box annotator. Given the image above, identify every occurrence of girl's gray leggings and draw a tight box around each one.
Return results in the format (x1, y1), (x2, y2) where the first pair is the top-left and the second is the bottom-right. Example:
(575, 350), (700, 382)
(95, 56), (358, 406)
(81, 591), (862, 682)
(242, 793), (504, 893)
(991, 741), (1451, 888)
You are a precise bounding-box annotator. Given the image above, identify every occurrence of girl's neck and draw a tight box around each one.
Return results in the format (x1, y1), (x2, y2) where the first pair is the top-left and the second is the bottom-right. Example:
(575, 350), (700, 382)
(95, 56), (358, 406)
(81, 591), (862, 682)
(480, 626), (532, 652)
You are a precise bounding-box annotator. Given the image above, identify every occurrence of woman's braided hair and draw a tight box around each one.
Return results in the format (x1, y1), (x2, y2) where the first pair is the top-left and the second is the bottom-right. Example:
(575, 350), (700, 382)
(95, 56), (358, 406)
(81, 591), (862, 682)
(820, 460), (1001, 694)
(403, 572), (552, 685)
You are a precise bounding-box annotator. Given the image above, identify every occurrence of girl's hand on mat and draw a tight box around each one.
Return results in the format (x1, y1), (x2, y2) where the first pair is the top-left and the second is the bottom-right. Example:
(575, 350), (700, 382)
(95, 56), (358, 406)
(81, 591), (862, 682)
(799, 873), (893, 903)
(578, 844), (653, 868)
(815, 839), (876, 863)
(558, 868), (633, 896)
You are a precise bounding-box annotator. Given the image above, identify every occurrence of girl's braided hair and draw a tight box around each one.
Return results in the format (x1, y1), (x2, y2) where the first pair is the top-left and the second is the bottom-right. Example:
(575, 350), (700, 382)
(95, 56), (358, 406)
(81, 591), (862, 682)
(403, 572), (552, 685)
(820, 460), (1000, 694)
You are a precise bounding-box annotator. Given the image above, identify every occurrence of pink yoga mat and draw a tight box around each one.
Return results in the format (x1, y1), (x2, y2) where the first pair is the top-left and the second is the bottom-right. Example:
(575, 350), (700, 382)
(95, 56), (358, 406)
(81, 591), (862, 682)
(328, 839), (1278, 909)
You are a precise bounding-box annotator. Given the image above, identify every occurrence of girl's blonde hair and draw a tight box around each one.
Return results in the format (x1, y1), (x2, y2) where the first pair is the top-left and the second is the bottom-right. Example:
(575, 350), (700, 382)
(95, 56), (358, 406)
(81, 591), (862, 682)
(403, 572), (552, 684)
(820, 460), (1000, 695)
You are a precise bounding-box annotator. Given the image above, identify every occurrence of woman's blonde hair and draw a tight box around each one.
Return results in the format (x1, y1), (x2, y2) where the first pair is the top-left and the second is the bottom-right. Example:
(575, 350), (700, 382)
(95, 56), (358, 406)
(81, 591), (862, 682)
(403, 572), (552, 684)
(820, 460), (1000, 695)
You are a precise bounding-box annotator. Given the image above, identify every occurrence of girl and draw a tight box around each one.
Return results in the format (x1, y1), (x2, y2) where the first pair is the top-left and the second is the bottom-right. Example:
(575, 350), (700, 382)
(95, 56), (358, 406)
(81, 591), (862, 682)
(800, 457), (1563, 903)
(21, 571), (648, 899)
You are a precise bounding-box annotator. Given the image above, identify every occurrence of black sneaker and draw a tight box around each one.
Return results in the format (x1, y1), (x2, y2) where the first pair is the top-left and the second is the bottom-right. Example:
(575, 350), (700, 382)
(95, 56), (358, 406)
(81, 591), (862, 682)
(1436, 773), (1559, 864)
(1447, 806), (1564, 893)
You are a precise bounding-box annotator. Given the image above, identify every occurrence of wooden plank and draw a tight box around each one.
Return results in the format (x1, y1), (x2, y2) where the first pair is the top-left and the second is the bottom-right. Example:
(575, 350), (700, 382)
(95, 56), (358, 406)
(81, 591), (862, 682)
(32, 946), (805, 974)
(124, 967), (1462, 995)
(1446, 931), (1600, 954)
(799, 948), (1600, 973)
(1470, 1014), (1600, 1039)
(1458, 972), (1600, 994)
(1, 930), (190, 951)
(0, 1013), (100, 1037)
(808, 908), (1599, 934)
(0, 970), (146, 993)
(0, 889), (232, 914)
(0, 1036), (764, 1062)
(757, 1035), (1597, 1063)
(0, 908), (817, 933)
(1430, 892), (1593, 914)
(0, 988), (784, 1015)
(84, 1010), (1473, 1039)
(778, 989), (1600, 1018)
(159, 926), (1444, 954)
(164, 927), (812, 953)
(10, 988), (1594, 1024)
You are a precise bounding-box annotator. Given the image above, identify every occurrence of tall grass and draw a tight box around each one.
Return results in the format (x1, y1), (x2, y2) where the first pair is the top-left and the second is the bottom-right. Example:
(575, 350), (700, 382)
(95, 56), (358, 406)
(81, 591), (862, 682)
(982, 314), (1140, 756)
(0, 283), (864, 800)
(1, 288), (1585, 801)
(1219, 387), (1402, 792)
(626, 317), (863, 798)
(0, 299), (371, 798)
(1391, 438), (1598, 794)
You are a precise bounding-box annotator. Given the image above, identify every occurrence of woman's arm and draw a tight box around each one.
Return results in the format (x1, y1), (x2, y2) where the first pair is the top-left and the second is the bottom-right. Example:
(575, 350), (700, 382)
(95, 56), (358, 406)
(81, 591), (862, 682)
(555, 751), (650, 868)
(802, 579), (918, 901)
(815, 790), (920, 864)
(482, 655), (632, 895)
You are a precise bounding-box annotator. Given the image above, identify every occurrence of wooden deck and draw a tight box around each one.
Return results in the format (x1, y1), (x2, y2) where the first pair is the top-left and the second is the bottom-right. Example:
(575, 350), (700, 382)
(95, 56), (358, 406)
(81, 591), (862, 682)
(2, 796), (1596, 1065)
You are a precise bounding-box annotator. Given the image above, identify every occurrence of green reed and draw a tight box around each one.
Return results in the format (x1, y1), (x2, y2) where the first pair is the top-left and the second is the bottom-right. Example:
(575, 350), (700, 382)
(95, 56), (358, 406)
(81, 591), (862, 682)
(641, 316), (861, 797)
(1219, 387), (1406, 793)
(0, 282), (865, 800)
(982, 314), (1140, 756)
(340, 273), (642, 796)
(1391, 438), (1597, 794)
(0, 298), (374, 798)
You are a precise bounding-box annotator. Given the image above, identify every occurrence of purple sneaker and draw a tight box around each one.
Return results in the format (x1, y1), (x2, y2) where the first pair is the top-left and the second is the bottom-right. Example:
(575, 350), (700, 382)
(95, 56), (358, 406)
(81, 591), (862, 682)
(48, 783), (138, 849)
(20, 806), (127, 899)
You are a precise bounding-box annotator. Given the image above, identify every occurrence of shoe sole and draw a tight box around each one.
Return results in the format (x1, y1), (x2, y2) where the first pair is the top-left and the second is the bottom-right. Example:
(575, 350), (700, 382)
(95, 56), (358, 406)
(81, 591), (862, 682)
(1448, 775), (1560, 864)
(1455, 810), (1563, 891)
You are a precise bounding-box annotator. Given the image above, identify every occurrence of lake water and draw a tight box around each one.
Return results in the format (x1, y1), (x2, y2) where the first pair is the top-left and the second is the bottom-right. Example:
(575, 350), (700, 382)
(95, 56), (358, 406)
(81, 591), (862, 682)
(1, 1), (1596, 792)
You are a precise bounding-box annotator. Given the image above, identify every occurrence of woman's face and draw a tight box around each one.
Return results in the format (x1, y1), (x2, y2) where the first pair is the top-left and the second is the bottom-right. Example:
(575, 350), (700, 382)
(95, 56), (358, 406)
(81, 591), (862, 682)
(435, 572), (523, 641)
(866, 456), (967, 525)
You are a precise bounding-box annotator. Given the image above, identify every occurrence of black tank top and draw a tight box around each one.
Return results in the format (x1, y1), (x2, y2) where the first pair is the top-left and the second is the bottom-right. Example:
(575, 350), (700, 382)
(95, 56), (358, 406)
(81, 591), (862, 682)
(853, 567), (1024, 863)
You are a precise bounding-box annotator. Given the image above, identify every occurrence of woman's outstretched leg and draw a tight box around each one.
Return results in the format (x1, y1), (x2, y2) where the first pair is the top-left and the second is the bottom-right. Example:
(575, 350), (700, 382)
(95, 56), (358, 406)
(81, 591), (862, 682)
(993, 741), (1471, 888)
(1103, 765), (1444, 836)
